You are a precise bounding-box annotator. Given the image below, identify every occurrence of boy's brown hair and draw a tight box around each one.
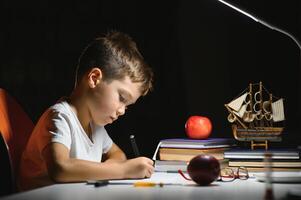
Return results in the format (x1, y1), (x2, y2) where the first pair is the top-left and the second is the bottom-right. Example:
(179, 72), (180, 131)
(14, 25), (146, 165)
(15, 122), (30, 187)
(75, 31), (153, 96)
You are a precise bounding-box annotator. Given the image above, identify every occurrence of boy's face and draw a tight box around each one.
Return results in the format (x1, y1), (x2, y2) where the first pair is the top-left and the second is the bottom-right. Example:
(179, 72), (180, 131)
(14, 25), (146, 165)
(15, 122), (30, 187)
(87, 74), (142, 126)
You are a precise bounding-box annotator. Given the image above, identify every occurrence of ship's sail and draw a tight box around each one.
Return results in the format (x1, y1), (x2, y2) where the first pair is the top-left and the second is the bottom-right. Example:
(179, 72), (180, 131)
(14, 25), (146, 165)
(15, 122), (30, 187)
(272, 98), (285, 122)
(225, 82), (285, 126)
(235, 104), (247, 118)
(227, 93), (248, 112)
(226, 92), (255, 123)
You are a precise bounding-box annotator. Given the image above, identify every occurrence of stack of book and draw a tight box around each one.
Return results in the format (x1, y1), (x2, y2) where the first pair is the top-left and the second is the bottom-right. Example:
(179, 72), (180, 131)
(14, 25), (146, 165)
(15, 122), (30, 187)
(153, 138), (235, 172)
(224, 148), (301, 172)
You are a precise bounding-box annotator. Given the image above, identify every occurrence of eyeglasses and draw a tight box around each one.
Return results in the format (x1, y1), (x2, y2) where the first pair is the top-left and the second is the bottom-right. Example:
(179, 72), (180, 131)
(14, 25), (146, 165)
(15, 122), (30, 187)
(177, 166), (249, 182)
(218, 166), (249, 182)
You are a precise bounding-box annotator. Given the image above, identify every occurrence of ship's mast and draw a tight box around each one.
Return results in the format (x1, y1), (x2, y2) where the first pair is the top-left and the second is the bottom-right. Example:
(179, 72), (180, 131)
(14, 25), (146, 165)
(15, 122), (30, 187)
(259, 82), (264, 127)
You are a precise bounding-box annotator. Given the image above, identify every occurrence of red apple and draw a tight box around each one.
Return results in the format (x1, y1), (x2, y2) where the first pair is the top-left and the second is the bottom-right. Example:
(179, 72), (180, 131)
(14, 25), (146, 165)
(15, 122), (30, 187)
(187, 155), (220, 185)
(185, 116), (212, 139)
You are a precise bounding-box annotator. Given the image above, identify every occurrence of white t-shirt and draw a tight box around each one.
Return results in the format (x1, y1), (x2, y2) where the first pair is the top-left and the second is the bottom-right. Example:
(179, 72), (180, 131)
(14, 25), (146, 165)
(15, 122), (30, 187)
(18, 100), (113, 191)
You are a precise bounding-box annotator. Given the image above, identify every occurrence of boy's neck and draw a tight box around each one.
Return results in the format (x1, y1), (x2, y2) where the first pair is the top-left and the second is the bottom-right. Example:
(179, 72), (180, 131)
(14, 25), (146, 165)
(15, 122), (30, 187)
(68, 88), (92, 136)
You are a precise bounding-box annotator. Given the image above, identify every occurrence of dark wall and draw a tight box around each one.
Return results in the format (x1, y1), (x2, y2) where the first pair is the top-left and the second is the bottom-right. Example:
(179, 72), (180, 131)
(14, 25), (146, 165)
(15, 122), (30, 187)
(0, 0), (300, 158)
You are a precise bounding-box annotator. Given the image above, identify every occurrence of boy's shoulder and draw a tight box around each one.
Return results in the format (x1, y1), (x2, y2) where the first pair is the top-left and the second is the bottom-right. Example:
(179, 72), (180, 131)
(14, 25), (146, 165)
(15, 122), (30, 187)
(50, 99), (69, 113)
(44, 98), (73, 120)
(36, 99), (76, 128)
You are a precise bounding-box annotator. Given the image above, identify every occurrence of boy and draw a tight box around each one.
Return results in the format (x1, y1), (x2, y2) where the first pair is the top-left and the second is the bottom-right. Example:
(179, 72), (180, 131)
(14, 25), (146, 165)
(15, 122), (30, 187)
(18, 31), (154, 191)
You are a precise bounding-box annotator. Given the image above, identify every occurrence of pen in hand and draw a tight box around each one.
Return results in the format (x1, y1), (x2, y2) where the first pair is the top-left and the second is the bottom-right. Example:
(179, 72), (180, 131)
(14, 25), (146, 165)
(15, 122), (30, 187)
(130, 134), (155, 167)
(130, 134), (140, 157)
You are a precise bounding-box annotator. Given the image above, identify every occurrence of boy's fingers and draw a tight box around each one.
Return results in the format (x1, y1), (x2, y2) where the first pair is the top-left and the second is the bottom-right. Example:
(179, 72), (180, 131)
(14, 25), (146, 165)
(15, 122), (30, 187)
(147, 163), (154, 170)
(146, 159), (154, 166)
(145, 170), (152, 178)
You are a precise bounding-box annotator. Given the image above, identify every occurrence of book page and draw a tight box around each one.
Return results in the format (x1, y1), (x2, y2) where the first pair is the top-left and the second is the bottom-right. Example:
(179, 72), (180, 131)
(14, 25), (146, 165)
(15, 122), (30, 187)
(108, 172), (193, 185)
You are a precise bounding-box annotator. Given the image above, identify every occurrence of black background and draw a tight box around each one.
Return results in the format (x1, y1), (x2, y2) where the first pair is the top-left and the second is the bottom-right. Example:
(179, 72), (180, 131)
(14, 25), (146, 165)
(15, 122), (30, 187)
(0, 0), (300, 158)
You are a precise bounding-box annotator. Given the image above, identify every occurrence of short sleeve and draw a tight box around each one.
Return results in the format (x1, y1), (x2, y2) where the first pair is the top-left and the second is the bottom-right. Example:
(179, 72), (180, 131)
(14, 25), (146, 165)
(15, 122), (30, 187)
(50, 112), (72, 148)
(101, 128), (113, 153)
(37, 109), (72, 152)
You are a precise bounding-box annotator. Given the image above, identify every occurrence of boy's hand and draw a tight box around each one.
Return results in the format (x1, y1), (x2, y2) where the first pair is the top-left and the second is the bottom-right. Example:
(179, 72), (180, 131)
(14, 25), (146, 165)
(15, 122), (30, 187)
(123, 157), (154, 179)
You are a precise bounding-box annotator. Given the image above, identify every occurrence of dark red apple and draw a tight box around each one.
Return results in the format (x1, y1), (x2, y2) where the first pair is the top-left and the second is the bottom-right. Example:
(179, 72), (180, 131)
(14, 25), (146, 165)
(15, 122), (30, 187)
(185, 116), (212, 139)
(187, 155), (220, 185)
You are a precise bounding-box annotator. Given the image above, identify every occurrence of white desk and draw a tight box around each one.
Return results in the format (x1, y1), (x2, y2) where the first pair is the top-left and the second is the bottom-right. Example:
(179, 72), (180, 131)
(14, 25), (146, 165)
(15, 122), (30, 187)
(1, 172), (301, 200)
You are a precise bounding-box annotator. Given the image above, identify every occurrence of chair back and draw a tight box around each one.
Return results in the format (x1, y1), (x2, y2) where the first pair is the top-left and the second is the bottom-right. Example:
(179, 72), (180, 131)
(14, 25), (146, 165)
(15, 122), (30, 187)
(0, 88), (34, 195)
(0, 132), (14, 196)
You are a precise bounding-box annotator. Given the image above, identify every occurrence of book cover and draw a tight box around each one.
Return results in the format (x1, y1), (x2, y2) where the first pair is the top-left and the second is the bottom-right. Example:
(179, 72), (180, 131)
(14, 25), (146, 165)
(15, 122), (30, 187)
(160, 138), (235, 145)
(159, 138), (235, 149)
(242, 167), (301, 173)
(224, 148), (300, 160)
(229, 160), (301, 168)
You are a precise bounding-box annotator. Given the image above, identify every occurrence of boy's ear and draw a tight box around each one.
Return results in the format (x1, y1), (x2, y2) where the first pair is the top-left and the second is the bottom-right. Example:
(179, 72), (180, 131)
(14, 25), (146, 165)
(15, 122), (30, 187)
(87, 67), (103, 88)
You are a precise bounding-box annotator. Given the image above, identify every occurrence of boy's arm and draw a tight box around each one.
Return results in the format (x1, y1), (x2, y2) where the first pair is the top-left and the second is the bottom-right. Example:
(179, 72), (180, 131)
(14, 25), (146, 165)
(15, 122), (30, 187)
(102, 143), (127, 163)
(42, 142), (154, 183)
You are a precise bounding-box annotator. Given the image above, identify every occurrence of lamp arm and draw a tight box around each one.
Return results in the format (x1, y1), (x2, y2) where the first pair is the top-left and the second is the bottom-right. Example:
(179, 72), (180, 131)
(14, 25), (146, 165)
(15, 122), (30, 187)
(218, 0), (301, 51)
(258, 20), (301, 51)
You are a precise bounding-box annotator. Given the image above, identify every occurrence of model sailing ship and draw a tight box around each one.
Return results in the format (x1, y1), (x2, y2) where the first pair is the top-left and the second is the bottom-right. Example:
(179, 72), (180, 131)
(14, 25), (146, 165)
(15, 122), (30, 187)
(225, 82), (285, 149)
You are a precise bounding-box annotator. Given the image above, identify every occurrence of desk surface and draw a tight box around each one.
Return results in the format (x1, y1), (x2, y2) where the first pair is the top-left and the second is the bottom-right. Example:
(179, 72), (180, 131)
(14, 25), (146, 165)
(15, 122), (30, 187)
(1, 172), (301, 200)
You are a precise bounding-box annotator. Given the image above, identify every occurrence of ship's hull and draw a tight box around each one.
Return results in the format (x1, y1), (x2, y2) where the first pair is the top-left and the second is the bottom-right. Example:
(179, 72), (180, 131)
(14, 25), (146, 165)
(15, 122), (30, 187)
(232, 124), (283, 142)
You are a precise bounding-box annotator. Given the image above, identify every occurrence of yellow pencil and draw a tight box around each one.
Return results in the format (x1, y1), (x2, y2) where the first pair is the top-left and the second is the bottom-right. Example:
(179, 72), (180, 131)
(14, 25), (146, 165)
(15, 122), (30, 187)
(133, 182), (163, 187)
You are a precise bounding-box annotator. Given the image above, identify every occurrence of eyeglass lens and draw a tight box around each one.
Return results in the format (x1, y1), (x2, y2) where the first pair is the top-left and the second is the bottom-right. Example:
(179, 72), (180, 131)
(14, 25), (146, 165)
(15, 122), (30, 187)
(220, 167), (249, 182)
(220, 168), (235, 181)
(238, 167), (249, 180)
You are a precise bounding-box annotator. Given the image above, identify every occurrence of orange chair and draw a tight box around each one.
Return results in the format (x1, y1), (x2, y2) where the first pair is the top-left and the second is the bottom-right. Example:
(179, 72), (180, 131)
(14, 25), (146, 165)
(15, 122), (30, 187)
(0, 88), (34, 195)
